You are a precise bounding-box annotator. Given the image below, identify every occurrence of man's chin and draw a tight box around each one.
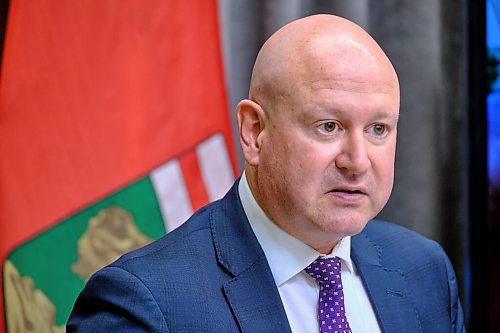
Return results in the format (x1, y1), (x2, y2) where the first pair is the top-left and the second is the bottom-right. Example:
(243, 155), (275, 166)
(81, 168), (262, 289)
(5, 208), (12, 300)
(318, 216), (371, 238)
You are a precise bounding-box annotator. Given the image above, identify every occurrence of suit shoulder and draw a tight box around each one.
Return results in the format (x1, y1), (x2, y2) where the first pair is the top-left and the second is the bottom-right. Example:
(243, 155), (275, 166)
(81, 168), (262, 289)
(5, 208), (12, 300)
(108, 198), (221, 273)
(360, 219), (445, 264)
(363, 219), (438, 246)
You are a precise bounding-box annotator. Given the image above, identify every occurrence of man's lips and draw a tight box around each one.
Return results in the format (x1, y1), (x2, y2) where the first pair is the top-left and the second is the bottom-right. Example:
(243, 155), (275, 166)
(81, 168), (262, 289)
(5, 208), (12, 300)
(327, 186), (367, 203)
(328, 186), (367, 195)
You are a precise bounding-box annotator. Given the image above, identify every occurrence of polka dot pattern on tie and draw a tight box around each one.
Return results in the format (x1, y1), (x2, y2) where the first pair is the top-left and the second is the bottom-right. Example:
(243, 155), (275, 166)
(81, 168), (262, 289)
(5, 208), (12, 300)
(305, 257), (352, 333)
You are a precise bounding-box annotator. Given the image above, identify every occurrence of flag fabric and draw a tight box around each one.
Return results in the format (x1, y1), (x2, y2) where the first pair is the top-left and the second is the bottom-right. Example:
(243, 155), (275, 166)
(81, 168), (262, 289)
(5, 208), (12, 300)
(0, 1), (237, 331)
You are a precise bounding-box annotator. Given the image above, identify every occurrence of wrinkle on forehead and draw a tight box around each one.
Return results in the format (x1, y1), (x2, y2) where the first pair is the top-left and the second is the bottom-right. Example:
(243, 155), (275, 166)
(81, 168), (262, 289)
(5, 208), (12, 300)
(309, 78), (398, 95)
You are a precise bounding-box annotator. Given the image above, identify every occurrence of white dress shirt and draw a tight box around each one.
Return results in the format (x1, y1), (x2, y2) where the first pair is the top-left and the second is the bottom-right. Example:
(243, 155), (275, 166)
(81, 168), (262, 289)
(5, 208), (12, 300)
(238, 172), (382, 333)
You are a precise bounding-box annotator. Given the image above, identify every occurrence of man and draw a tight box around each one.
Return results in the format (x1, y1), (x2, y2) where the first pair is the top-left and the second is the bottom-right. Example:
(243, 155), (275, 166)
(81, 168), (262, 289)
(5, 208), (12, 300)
(68, 14), (465, 332)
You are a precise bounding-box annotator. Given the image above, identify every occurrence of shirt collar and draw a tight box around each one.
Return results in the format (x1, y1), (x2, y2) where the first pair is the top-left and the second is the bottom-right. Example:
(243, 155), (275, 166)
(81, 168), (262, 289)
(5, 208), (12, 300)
(320, 236), (353, 273)
(238, 172), (354, 287)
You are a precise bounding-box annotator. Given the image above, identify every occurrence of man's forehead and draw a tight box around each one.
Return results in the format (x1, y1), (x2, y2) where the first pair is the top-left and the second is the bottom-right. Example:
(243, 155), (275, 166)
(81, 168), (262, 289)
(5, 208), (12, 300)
(285, 55), (399, 108)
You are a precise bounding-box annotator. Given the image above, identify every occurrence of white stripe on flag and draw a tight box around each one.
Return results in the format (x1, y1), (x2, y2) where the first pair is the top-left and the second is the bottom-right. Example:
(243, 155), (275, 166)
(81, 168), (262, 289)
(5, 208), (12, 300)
(150, 159), (193, 232)
(196, 133), (235, 201)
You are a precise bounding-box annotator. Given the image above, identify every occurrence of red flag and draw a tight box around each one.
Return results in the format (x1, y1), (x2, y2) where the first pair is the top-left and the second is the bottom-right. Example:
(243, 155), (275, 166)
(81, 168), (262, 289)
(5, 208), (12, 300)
(0, 1), (237, 331)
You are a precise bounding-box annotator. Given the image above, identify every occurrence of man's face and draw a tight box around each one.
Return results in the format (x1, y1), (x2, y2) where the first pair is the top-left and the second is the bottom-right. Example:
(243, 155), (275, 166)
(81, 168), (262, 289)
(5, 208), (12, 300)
(255, 50), (400, 250)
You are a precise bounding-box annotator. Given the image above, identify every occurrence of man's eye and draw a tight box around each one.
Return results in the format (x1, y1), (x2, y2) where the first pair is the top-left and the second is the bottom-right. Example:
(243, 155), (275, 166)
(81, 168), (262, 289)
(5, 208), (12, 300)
(372, 124), (387, 136)
(321, 122), (336, 132)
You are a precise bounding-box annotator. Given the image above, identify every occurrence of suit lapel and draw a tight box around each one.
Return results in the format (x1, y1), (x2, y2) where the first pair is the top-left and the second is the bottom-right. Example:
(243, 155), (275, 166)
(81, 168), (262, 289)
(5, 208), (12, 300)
(351, 230), (423, 333)
(210, 182), (292, 333)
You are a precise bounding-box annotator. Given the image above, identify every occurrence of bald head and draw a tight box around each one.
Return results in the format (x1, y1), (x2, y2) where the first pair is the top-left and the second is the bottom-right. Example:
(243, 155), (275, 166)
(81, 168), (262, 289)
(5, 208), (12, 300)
(249, 14), (399, 112)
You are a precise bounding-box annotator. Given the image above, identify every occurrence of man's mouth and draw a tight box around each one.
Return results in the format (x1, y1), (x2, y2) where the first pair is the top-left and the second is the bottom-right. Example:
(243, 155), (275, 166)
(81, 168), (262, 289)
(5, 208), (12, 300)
(329, 186), (367, 195)
(327, 186), (367, 203)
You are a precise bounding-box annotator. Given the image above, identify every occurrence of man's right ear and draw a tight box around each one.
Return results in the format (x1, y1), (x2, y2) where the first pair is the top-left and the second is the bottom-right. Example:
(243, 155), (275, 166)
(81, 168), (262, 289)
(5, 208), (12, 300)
(236, 99), (266, 166)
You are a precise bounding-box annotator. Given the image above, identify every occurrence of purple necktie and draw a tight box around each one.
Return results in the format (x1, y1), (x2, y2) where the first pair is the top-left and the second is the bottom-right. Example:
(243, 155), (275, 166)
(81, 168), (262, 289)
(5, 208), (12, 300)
(305, 257), (352, 333)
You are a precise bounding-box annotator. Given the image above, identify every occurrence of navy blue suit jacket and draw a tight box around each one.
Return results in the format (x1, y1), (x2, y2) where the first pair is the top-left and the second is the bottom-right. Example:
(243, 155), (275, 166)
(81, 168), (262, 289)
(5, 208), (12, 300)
(67, 181), (465, 332)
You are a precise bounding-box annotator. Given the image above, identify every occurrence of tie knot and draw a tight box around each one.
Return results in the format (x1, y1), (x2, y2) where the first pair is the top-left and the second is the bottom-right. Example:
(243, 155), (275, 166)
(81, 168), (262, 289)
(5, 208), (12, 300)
(305, 257), (343, 290)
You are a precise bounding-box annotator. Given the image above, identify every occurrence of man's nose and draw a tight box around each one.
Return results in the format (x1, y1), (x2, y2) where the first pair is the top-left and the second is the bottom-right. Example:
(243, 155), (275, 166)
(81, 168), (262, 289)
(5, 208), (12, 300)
(334, 132), (371, 174)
